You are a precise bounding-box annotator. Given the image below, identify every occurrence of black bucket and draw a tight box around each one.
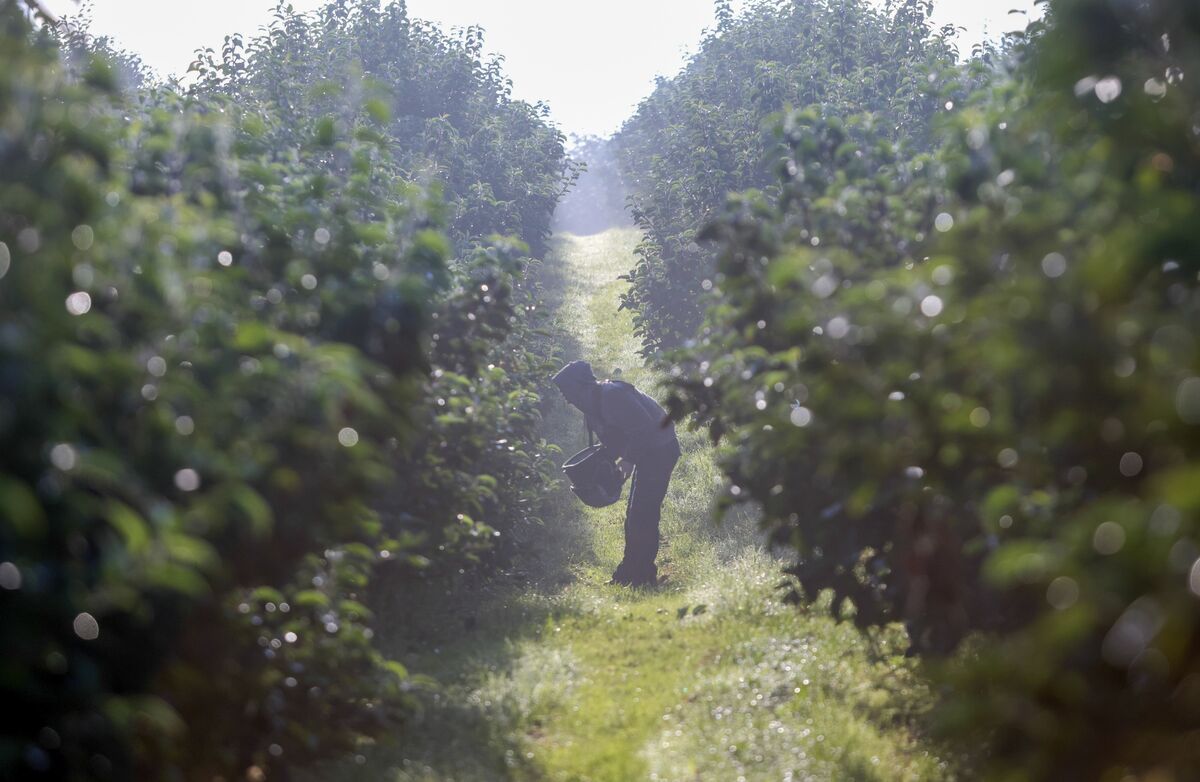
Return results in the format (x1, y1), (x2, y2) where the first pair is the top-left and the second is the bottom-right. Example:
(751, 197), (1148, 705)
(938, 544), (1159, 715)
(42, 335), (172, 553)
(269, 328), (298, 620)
(562, 445), (625, 508)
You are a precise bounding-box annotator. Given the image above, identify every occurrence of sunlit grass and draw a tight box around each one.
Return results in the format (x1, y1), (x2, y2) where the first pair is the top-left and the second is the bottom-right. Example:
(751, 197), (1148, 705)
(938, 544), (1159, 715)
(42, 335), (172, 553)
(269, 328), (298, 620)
(314, 228), (958, 782)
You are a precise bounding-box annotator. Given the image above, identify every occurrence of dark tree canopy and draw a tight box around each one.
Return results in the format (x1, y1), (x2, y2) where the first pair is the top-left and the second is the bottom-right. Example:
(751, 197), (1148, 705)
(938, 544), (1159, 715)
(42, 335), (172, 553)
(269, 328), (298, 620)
(0, 1), (568, 778)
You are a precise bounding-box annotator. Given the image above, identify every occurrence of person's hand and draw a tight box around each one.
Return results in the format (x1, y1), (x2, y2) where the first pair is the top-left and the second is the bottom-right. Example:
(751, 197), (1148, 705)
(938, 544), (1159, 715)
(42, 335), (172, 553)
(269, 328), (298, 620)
(616, 458), (634, 479)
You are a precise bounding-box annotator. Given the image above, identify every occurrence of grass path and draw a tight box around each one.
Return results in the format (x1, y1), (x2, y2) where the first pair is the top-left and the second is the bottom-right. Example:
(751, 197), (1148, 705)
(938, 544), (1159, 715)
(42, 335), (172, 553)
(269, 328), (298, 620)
(326, 229), (958, 782)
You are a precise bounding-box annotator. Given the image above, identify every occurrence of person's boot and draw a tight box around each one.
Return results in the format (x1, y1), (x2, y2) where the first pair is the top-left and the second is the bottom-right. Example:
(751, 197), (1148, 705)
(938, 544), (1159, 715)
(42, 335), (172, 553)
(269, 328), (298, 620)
(628, 565), (658, 588)
(607, 562), (632, 586)
(609, 561), (657, 587)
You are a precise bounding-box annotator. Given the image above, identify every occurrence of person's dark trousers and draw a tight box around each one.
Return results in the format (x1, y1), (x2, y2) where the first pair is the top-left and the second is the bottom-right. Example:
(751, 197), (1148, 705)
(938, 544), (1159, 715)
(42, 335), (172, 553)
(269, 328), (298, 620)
(614, 439), (681, 585)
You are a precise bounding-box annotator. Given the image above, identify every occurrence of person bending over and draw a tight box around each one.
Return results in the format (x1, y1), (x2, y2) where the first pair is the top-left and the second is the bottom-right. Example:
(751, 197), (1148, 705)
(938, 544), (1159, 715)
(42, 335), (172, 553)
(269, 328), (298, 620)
(553, 360), (681, 587)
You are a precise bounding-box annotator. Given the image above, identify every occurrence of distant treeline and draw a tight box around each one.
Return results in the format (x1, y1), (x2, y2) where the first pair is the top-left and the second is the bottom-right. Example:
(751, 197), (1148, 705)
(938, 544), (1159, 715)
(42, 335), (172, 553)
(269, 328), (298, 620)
(0, 0), (569, 778)
(553, 135), (631, 236)
(617, 0), (1200, 777)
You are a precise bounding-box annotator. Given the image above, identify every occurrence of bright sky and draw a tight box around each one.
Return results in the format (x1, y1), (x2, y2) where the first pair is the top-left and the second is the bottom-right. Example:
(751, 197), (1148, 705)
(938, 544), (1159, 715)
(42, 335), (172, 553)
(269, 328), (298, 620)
(42, 0), (1042, 137)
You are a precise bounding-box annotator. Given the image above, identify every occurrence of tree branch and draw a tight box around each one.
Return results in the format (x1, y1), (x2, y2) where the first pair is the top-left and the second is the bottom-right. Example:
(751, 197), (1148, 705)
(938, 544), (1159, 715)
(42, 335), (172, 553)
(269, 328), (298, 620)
(23, 0), (60, 25)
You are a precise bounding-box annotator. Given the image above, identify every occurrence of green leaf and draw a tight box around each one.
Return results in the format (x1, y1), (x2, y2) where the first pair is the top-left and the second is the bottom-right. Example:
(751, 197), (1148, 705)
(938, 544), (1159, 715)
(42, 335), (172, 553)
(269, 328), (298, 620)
(106, 501), (151, 554)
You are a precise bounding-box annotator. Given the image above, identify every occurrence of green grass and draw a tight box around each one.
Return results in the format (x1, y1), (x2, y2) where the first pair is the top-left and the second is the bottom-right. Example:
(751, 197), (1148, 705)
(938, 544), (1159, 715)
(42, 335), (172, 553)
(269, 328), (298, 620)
(316, 228), (960, 782)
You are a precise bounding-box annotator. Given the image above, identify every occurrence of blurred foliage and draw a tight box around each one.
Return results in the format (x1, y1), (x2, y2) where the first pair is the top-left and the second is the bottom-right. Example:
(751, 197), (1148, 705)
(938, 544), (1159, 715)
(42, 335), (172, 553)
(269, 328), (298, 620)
(664, 0), (1200, 777)
(0, 1), (566, 779)
(614, 0), (964, 355)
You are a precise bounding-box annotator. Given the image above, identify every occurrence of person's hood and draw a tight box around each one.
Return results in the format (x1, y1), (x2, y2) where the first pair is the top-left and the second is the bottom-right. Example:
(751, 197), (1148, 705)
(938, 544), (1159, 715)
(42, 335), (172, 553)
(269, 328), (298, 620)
(552, 360), (596, 395)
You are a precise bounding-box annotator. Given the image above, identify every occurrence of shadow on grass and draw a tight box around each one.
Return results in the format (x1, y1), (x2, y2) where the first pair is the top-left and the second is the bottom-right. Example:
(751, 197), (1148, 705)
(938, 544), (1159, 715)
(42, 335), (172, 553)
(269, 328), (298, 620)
(309, 236), (605, 781)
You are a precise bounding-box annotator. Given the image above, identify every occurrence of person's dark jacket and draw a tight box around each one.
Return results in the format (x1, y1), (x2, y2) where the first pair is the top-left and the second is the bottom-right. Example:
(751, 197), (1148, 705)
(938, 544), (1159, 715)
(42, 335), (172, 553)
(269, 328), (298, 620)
(587, 380), (677, 465)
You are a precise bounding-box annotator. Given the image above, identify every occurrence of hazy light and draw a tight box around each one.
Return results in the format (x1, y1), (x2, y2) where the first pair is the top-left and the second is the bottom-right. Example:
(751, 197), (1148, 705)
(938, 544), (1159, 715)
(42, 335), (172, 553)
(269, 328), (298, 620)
(42, 0), (1043, 137)
(71, 224), (94, 250)
(1176, 377), (1200, 423)
(1041, 252), (1067, 278)
(1093, 521), (1126, 555)
(811, 275), (838, 299)
(1046, 576), (1079, 610)
(50, 443), (78, 471)
(931, 265), (953, 285)
(0, 562), (22, 590)
(65, 291), (92, 315)
(73, 612), (100, 640)
(1119, 451), (1144, 477)
(1094, 76), (1123, 104)
(174, 468), (201, 491)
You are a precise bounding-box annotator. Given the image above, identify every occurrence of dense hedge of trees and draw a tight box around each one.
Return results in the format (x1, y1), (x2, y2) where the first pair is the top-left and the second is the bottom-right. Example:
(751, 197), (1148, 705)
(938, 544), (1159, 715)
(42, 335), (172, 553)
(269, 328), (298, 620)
(187, 0), (572, 258)
(0, 1), (567, 778)
(661, 0), (1200, 777)
(614, 0), (963, 355)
